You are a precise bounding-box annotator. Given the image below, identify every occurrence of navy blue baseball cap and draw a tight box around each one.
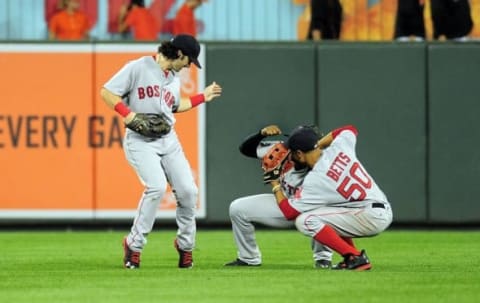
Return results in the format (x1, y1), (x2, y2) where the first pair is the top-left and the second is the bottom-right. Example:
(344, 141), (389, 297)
(285, 126), (320, 152)
(171, 34), (201, 68)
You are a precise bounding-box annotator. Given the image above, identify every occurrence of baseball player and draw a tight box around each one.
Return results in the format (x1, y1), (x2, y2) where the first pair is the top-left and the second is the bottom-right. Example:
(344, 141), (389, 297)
(266, 125), (392, 271)
(100, 34), (222, 269)
(225, 125), (333, 268)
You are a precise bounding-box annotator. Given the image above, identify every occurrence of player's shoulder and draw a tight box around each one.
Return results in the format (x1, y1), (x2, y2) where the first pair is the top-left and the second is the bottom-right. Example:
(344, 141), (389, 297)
(136, 56), (155, 64)
(127, 56), (156, 71)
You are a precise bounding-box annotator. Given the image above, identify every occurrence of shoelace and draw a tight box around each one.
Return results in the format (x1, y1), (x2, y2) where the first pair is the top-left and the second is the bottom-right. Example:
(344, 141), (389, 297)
(181, 251), (192, 265)
(130, 251), (141, 264)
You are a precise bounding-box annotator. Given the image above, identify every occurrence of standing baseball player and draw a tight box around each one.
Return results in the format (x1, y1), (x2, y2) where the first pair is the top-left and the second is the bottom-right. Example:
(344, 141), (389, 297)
(225, 125), (333, 268)
(266, 125), (392, 270)
(100, 34), (222, 269)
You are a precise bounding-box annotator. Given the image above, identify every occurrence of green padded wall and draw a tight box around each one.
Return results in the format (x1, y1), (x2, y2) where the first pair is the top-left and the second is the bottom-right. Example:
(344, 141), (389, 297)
(204, 43), (317, 223)
(316, 43), (427, 223)
(428, 43), (480, 223)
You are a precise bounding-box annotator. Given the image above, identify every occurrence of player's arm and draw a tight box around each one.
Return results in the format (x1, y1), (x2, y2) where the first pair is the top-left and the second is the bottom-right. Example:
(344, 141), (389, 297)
(175, 81), (222, 112)
(118, 4), (130, 33)
(318, 125), (358, 149)
(317, 132), (333, 149)
(100, 87), (135, 123)
(269, 180), (300, 220)
(239, 125), (282, 158)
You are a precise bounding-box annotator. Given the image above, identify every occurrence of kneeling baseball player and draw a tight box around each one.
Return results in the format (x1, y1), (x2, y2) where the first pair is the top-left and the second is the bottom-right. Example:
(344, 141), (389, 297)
(225, 125), (333, 268)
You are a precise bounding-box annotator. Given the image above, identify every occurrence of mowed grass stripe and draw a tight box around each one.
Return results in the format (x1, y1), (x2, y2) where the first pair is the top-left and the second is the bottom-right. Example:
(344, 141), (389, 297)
(0, 230), (479, 303)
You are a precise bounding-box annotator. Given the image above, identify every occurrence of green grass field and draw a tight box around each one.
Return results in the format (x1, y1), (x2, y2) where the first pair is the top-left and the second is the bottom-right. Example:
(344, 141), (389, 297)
(1, 229), (479, 303)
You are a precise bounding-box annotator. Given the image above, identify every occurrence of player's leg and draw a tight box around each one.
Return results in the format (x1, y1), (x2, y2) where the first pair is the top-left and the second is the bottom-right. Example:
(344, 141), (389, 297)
(311, 240), (333, 268)
(161, 138), (198, 258)
(227, 193), (293, 266)
(123, 137), (168, 267)
(294, 203), (392, 270)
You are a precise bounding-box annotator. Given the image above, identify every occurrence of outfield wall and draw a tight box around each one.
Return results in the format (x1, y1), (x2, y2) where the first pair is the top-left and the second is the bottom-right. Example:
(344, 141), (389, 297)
(205, 42), (480, 225)
(1, 42), (479, 225)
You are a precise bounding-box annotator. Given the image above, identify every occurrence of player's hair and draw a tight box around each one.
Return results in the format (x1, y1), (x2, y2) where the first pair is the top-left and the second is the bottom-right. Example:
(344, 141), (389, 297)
(129, 0), (145, 7)
(157, 42), (181, 61)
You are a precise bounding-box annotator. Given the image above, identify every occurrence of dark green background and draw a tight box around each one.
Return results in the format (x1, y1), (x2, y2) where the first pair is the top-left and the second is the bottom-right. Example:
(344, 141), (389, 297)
(203, 42), (480, 225)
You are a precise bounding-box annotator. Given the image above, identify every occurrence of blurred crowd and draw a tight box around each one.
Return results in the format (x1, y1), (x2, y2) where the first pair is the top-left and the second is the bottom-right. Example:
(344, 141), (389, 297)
(305, 0), (475, 42)
(47, 0), (475, 42)
(48, 0), (205, 41)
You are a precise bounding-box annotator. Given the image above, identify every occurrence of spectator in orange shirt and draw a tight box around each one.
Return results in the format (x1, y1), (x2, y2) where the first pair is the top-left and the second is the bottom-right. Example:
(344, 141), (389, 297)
(173, 0), (205, 37)
(49, 0), (91, 40)
(118, 0), (159, 41)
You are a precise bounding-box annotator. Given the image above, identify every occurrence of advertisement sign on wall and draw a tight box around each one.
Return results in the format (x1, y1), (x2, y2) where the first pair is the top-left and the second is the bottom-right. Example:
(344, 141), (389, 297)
(0, 44), (206, 219)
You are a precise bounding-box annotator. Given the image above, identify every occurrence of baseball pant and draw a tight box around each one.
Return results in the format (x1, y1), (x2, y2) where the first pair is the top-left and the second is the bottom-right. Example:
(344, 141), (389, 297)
(295, 200), (393, 239)
(124, 130), (197, 252)
(229, 193), (332, 265)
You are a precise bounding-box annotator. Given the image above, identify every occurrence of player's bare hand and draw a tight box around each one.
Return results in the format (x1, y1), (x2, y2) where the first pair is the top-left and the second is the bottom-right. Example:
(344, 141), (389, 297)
(204, 81), (222, 102)
(261, 125), (282, 136)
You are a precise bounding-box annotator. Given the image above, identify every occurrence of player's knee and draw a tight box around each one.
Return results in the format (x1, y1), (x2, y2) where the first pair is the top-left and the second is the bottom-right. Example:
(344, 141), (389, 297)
(176, 184), (198, 208)
(295, 213), (323, 237)
(294, 213), (309, 234)
(228, 199), (243, 219)
(144, 186), (166, 201)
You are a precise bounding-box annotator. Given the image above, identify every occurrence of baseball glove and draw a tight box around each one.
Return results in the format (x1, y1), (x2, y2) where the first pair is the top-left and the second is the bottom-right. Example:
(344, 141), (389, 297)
(262, 143), (290, 184)
(126, 113), (171, 138)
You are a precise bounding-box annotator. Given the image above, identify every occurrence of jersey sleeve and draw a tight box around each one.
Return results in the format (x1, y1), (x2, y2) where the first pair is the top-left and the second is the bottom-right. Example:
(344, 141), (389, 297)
(103, 61), (136, 97)
(331, 125), (358, 151)
(124, 9), (137, 27)
(169, 77), (181, 112)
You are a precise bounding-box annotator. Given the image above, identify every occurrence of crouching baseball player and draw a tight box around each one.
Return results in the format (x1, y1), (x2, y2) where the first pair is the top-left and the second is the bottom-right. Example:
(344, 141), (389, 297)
(225, 125), (333, 268)
(266, 124), (393, 270)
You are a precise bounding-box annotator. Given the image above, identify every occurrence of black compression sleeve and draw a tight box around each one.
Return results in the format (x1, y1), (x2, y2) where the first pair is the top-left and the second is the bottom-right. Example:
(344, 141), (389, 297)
(238, 131), (266, 158)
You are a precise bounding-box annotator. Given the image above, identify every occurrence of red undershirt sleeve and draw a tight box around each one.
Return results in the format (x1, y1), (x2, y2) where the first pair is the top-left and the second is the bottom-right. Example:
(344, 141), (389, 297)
(278, 198), (301, 220)
(332, 125), (358, 138)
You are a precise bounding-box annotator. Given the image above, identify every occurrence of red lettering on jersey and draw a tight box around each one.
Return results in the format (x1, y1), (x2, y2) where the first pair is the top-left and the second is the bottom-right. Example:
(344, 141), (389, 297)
(161, 88), (175, 108)
(336, 162), (372, 201)
(146, 86), (154, 97)
(326, 152), (351, 181)
(137, 87), (145, 99)
(338, 152), (351, 163)
(327, 170), (339, 182)
(294, 186), (303, 199)
(154, 85), (160, 97)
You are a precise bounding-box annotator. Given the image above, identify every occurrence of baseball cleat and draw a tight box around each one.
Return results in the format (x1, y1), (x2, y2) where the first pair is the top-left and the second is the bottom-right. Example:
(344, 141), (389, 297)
(123, 237), (141, 269)
(332, 249), (372, 271)
(314, 260), (332, 269)
(224, 258), (261, 267)
(174, 239), (193, 269)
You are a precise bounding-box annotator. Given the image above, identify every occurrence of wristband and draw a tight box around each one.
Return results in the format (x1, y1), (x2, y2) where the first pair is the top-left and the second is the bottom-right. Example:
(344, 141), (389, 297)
(190, 94), (205, 107)
(114, 102), (131, 118)
(272, 184), (282, 194)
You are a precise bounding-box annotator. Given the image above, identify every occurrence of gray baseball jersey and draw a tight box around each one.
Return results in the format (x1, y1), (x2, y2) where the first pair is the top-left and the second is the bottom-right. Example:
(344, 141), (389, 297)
(289, 127), (389, 213)
(104, 56), (197, 253)
(287, 126), (393, 238)
(104, 56), (180, 126)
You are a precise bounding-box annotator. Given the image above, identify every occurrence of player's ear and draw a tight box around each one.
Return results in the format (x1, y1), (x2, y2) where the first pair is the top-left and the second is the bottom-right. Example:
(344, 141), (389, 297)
(177, 50), (184, 59)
